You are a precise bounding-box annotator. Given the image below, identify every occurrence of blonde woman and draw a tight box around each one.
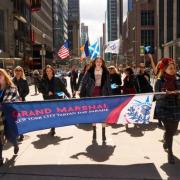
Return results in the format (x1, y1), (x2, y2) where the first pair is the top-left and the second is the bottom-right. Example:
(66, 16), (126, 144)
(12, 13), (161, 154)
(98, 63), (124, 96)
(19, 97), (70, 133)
(13, 66), (29, 141)
(0, 69), (19, 166)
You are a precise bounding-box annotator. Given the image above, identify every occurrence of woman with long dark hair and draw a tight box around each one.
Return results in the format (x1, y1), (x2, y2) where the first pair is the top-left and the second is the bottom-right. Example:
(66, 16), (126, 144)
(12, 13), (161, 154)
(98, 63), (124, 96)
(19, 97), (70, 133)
(39, 65), (71, 136)
(80, 57), (111, 143)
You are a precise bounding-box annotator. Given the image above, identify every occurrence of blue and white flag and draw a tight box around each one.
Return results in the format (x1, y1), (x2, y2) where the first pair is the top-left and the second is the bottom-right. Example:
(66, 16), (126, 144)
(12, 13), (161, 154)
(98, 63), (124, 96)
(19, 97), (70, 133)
(89, 41), (100, 60)
(105, 39), (120, 54)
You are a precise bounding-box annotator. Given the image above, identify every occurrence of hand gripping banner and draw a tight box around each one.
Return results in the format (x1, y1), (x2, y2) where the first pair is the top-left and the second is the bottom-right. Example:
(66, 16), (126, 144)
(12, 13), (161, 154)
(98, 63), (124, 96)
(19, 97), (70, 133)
(3, 94), (153, 142)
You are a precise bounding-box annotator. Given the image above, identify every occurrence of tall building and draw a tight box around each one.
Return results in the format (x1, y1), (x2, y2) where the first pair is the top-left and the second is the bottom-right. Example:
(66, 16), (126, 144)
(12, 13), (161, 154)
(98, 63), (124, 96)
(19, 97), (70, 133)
(0, 0), (32, 69)
(122, 0), (157, 65)
(68, 0), (80, 57)
(128, 0), (133, 12)
(81, 23), (88, 46)
(53, 0), (68, 57)
(31, 0), (53, 69)
(157, 0), (180, 65)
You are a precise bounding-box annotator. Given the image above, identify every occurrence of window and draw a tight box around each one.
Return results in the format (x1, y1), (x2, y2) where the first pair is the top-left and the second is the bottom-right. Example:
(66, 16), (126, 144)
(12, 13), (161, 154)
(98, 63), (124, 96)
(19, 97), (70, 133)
(177, 0), (180, 38)
(159, 0), (164, 46)
(167, 0), (173, 42)
(141, 10), (154, 26)
(141, 30), (154, 52)
(0, 10), (5, 51)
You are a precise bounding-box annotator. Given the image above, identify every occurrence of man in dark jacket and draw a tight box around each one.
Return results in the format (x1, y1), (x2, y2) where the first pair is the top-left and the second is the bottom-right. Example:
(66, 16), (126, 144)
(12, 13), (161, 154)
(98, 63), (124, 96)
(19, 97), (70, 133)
(69, 65), (78, 97)
(135, 63), (153, 93)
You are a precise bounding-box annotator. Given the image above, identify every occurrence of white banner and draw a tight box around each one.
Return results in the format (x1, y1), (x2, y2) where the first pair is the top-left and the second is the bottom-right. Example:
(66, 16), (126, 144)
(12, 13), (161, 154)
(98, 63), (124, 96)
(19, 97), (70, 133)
(105, 39), (120, 54)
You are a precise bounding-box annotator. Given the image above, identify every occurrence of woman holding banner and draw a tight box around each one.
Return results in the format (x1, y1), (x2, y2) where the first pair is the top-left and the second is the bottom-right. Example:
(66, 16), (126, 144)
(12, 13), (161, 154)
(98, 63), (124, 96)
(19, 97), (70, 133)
(80, 57), (111, 143)
(39, 65), (71, 136)
(13, 66), (29, 141)
(155, 58), (180, 164)
(0, 69), (19, 166)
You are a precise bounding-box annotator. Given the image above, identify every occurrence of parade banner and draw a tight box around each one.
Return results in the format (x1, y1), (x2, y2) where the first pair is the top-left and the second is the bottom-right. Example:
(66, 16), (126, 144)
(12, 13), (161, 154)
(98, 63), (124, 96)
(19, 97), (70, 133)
(3, 94), (153, 142)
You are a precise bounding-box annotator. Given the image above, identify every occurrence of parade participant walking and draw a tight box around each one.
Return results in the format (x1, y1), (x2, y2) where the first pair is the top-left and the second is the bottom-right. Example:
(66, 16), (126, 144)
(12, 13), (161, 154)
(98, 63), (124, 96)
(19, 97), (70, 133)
(122, 67), (137, 95)
(136, 63), (153, 93)
(108, 66), (122, 95)
(155, 58), (180, 164)
(0, 69), (19, 166)
(33, 70), (41, 95)
(39, 65), (71, 136)
(80, 57), (111, 143)
(77, 64), (90, 94)
(13, 66), (29, 141)
(69, 65), (78, 98)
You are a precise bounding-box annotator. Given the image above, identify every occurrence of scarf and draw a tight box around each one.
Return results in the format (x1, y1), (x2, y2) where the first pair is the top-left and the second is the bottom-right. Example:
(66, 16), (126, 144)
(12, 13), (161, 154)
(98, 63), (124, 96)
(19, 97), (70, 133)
(163, 73), (176, 91)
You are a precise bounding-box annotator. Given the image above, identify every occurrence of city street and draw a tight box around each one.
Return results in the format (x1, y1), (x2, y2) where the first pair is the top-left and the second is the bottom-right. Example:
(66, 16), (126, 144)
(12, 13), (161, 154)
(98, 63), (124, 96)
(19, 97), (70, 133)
(0, 85), (180, 180)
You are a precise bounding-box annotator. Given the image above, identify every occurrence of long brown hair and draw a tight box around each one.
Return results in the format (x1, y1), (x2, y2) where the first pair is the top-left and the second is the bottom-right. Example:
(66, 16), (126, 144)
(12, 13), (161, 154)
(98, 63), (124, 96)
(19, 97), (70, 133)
(43, 65), (55, 78)
(0, 69), (15, 87)
(90, 57), (108, 71)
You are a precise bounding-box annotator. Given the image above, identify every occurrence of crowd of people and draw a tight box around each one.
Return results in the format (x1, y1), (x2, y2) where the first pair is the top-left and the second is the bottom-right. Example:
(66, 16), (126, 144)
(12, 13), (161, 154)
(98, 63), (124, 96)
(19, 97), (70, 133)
(0, 54), (180, 166)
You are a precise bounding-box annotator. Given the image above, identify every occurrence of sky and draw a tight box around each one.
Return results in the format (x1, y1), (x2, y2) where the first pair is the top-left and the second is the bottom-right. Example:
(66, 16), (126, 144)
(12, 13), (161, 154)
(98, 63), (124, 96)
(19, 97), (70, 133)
(80, 0), (128, 44)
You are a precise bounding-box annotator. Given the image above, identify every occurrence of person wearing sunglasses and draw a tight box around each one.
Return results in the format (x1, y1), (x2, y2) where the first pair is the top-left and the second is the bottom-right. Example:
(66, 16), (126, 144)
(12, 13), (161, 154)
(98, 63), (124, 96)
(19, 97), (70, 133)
(13, 66), (29, 141)
(0, 69), (19, 166)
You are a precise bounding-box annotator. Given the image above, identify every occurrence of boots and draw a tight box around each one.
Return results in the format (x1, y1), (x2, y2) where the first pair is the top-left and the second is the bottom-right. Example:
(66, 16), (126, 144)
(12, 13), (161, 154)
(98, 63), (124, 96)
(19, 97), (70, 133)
(168, 151), (175, 164)
(0, 158), (3, 167)
(93, 126), (96, 141)
(102, 127), (106, 143)
(14, 144), (19, 155)
(50, 128), (56, 136)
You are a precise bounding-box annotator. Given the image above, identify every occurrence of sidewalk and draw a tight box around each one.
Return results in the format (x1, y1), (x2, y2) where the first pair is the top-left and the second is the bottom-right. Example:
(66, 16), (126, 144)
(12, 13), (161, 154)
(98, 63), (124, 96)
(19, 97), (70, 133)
(0, 85), (179, 180)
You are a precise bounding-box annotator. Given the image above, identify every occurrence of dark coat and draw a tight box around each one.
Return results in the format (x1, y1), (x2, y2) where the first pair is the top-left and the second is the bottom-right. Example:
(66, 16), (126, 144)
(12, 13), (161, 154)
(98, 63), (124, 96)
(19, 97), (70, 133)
(136, 72), (153, 93)
(80, 67), (111, 97)
(77, 72), (85, 91)
(39, 77), (70, 100)
(12, 78), (29, 101)
(155, 76), (180, 121)
(110, 73), (122, 95)
(122, 75), (137, 94)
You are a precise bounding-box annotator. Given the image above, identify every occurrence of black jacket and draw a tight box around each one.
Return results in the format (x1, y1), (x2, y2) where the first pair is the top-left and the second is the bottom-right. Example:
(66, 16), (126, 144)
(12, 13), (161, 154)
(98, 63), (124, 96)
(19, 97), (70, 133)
(77, 72), (85, 91)
(136, 72), (153, 93)
(39, 76), (70, 100)
(13, 78), (29, 101)
(154, 76), (180, 121)
(110, 73), (122, 95)
(80, 67), (111, 97)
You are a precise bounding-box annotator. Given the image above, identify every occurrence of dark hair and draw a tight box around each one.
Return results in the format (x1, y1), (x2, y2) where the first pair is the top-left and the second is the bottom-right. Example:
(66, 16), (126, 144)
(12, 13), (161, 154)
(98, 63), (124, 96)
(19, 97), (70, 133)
(90, 57), (108, 71)
(82, 64), (90, 73)
(43, 65), (55, 78)
(125, 67), (134, 76)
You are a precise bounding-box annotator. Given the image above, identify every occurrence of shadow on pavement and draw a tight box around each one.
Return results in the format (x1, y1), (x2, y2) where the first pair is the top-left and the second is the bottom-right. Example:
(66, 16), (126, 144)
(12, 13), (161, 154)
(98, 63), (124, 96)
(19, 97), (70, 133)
(112, 122), (158, 137)
(31, 134), (73, 149)
(161, 156), (180, 180)
(71, 141), (116, 162)
(75, 124), (92, 131)
(0, 163), (162, 180)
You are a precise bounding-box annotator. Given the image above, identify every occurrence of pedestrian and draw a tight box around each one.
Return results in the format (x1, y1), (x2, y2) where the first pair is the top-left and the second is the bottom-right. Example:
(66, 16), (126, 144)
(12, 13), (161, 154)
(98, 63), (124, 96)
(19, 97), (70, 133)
(33, 70), (41, 95)
(135, 63), (153, 93)
(79, 57), (111, 143)
(39, 65), (71, 136)
(77, 64), (90, 94)
(0, 69), (19, 166)
(13, 66), (29, 141)
(69, 65), (78, 98)
(108, 66), (122, 95)
(122, 67), (137, 95)
(155, 58), (180, 164)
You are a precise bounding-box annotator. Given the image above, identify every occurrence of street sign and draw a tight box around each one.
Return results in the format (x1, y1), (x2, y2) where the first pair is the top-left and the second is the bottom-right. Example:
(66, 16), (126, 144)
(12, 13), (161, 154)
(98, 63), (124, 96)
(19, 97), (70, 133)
(40, 49), (46, 56)
(140, 46), (145, 56)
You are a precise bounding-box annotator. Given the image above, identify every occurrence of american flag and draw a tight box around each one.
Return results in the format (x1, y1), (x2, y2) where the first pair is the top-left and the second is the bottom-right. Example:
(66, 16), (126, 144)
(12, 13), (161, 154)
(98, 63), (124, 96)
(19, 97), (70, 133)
(58, 40), (70, 60)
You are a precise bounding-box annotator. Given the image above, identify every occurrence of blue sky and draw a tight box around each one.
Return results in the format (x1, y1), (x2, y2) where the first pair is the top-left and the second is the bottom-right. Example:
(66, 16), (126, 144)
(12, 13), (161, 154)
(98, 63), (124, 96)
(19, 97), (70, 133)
(80, 0), (128, 44)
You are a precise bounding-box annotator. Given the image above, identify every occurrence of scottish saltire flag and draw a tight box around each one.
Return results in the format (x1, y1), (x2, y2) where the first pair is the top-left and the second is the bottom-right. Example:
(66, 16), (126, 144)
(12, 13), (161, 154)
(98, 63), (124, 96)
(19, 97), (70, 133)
(80, 40), (89, 61)
(89, 41), (100, 60)
(105, 39), (120, 54)
(3, 94), (153, 142)
(58, 40), (70, 60)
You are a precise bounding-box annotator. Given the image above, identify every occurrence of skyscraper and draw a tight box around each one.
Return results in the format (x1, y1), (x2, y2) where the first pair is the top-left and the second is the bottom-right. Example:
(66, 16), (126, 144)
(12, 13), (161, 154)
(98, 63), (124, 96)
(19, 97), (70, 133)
(53, 0), (68, 55)
(68, 0), (80, 57)
(81, 23), (89, 46)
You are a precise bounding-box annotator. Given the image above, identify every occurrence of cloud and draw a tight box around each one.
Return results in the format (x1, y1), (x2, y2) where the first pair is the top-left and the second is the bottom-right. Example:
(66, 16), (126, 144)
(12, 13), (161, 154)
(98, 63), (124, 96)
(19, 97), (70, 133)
(80, 0), (128, 43)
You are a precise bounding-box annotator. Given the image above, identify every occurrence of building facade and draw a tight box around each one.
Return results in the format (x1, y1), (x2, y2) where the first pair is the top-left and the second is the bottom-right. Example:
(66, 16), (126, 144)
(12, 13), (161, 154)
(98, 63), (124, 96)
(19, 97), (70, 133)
(157, 0), (180, 65)
(123, 0), (157, 65)
(53, 0), (68, 56)
(31, 0), (53, 69)
(68, 0), (80, 57)
(80, 23), (88, 46)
